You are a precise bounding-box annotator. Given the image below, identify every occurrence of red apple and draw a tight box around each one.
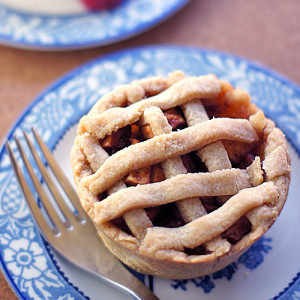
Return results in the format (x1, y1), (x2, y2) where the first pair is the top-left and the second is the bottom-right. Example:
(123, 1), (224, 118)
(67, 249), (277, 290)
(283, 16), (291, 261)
(81, 0), (124, 11)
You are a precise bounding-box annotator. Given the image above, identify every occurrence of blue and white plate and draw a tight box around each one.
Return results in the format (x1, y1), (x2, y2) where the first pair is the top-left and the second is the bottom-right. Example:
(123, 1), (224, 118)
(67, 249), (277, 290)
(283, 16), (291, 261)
(0, 0), (189, 50)
(1, 46), (300, 300)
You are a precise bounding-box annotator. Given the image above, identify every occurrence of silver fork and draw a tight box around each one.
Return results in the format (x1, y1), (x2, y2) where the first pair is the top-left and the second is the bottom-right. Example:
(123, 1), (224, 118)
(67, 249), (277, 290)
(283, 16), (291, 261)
(6, 128), (159, 300)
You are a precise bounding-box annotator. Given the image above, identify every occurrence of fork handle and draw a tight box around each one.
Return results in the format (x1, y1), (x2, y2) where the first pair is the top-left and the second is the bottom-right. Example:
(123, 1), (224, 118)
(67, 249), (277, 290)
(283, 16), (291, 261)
(103, 267), (158, 300)
(92, 259), (159, 300)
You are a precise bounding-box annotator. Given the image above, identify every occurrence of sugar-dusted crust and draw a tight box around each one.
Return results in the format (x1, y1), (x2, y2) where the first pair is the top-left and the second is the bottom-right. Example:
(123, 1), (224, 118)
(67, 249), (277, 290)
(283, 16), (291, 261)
(83, 118), (258, 196)
(71, 71), (291, 279)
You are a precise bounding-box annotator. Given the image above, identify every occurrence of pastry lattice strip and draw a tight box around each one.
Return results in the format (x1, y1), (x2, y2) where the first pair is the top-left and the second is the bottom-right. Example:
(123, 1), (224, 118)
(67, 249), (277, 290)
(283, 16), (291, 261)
(140, 182), (278, 253)
(78, 133), (153, 240)
(181, 100), (233, 253)
(78, 75), (221, 140)
(81, 117), (258, 195)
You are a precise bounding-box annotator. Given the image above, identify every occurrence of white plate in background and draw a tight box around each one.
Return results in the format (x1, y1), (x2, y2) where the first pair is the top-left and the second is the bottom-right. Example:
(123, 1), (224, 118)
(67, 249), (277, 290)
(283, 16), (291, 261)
(0, 0), (189, 50)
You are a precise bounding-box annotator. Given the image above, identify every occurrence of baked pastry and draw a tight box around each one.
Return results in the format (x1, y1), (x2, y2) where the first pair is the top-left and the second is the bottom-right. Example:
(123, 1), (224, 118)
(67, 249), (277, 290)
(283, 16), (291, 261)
(71, 71), (291, 279)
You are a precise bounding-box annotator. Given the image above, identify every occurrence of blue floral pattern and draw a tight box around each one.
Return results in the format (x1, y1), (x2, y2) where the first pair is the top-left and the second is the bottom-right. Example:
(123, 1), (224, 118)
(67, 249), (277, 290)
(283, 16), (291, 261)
(0, 0), (189, 49)
(171, 237), (271, 294)
(0, 46), (299, 299)
(0, 203), (82, 299)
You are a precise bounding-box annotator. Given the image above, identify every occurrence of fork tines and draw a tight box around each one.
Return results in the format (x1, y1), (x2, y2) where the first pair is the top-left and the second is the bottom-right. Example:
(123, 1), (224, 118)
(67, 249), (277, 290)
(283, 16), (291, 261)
(6, 128), (86, 240)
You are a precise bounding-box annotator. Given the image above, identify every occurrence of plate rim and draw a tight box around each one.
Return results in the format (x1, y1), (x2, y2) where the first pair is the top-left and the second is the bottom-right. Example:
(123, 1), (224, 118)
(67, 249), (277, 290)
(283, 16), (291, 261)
(0, 0), (190, 50)
(1, 44), (300, 299)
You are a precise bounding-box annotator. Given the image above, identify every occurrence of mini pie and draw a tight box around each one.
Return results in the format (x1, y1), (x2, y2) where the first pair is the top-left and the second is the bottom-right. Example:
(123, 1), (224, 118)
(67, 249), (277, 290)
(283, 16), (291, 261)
(71, 71), (291, 279)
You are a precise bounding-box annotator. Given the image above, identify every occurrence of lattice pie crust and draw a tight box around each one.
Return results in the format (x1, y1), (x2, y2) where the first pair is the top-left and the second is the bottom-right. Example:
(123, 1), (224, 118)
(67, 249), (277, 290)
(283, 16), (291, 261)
(71, 71), (291, 279)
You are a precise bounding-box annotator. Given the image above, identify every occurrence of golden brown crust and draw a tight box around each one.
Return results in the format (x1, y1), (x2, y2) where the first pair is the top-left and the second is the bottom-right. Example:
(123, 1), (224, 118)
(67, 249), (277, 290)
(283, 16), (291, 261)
(71, 71), (291, 279)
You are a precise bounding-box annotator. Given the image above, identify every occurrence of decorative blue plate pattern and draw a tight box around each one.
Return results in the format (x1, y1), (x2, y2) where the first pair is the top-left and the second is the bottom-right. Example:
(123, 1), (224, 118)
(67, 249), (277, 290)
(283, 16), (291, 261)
(0, 46), (300, 299)
(0, 0), (189, 50)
